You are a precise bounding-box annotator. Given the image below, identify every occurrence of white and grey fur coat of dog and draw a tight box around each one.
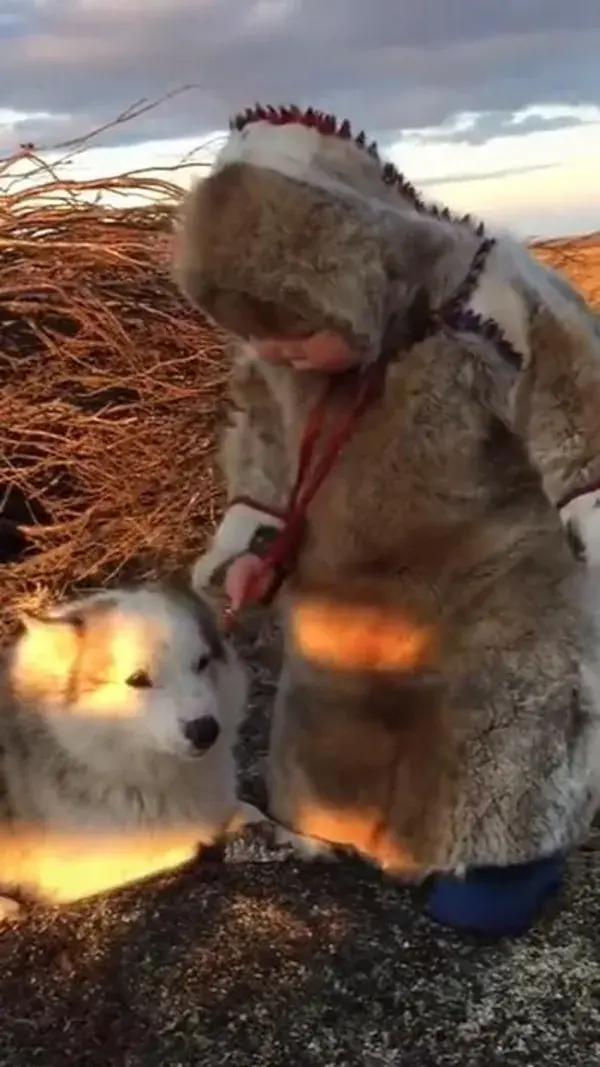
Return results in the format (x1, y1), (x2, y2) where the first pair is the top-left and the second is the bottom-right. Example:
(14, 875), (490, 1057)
(0, 582), (261, 919)
(174, 105), (600, 877)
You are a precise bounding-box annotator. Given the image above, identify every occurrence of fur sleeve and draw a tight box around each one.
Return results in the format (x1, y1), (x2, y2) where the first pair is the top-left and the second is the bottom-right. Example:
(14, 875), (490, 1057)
(191, 343), (290, 592)
(503, 289), (600, 561)
(221, 342), (290, 512)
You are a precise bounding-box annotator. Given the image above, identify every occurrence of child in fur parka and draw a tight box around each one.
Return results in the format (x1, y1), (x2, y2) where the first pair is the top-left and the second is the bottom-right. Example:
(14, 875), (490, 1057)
(174, 105), (600, 937)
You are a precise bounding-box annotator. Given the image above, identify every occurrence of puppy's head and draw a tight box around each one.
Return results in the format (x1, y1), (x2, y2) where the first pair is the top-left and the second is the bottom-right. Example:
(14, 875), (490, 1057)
(9, 584), (246, 766)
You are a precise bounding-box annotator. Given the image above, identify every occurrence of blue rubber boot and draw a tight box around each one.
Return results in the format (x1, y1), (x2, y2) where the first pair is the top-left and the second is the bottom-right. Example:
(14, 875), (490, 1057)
(427, 853), (564, 937)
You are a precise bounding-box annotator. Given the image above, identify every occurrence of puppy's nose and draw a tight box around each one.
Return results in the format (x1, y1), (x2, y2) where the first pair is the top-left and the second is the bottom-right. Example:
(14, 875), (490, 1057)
(183, 716), (220, 752)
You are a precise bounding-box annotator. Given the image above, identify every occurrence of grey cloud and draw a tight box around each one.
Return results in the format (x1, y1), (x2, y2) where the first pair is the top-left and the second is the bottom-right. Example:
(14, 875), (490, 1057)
(417, 162), (559, 187)
(499, 114), (598, 138)
(409, 111), (600, 147)
(0, 0), (599, 154)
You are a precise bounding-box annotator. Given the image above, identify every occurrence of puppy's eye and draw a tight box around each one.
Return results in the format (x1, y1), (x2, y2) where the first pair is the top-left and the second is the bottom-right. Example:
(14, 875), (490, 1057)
(126, 670), (153, 689)
(195, 655), (211, 673)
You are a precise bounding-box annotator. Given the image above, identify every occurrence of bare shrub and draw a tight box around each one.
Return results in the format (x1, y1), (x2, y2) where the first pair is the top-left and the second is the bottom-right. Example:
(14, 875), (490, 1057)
(0, 104), (226, 639)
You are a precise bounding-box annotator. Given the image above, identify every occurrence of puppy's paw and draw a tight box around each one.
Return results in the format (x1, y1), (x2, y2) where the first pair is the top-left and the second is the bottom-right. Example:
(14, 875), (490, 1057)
(273, 825), (338, 862)
(225, 800), (270, 837)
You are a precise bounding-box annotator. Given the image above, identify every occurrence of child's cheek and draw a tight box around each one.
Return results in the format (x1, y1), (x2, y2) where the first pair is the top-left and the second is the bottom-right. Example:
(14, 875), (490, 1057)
(302, 332), (356, 371)
(254, 341), (290, 365)
(255, 332), (356, 372)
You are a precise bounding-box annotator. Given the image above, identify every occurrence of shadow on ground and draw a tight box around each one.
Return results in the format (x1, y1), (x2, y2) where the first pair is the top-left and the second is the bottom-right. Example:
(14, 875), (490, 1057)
(1, 838), (599, 1067)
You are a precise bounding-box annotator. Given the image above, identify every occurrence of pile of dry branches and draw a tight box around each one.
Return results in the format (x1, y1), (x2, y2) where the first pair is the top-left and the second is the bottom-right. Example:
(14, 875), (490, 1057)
(0, 126), (227, 640)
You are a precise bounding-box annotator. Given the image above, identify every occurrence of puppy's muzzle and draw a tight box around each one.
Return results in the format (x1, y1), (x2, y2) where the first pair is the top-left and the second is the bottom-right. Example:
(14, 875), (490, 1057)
(182, 715), (220, 753)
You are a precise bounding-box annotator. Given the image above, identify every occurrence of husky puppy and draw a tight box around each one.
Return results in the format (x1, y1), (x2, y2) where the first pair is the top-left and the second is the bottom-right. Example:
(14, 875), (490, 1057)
(0, 582), (262, 920)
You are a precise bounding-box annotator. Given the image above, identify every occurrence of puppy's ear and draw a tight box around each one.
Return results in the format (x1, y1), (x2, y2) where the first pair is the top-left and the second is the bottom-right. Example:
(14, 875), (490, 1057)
(10, 614), (83, 701)
(18, 607), (84, 628)
(18, 610), (38, 631)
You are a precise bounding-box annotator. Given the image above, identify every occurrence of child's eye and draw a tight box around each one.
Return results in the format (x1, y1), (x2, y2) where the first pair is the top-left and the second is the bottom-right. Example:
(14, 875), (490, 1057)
(126, 670), (153, 689)
(195, 655), (211, 673)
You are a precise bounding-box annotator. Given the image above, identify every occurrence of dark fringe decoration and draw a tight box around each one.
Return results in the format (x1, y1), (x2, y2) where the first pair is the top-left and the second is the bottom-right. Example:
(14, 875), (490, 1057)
(229, 103), (483, 234)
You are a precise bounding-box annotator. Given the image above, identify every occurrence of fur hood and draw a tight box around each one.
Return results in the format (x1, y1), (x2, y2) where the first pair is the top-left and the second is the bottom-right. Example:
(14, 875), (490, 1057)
(174, 107), (477, 366)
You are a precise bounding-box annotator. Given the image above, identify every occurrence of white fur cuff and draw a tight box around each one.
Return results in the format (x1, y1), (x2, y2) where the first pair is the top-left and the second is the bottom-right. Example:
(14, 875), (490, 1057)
(218, 501), (284, 555)
(560, 489), (600, 566)
(192, 502), (284, 592)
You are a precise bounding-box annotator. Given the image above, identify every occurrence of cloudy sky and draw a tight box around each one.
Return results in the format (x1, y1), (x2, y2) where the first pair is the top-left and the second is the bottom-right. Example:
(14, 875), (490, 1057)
(1, 0), (599, 236)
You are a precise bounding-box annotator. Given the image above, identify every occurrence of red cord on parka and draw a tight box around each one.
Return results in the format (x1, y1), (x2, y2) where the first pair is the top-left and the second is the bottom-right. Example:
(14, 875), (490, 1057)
(221, 237), (508, 632)
(222, 364), (385, 632)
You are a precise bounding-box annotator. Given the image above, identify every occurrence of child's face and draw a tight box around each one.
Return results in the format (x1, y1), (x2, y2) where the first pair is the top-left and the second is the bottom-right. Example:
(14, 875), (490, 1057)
(254, 330), (356, 372)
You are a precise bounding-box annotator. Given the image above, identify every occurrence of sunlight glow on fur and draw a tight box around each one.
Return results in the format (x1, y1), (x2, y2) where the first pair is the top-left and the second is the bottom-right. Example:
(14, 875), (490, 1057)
(290, 599), (434, 673)
(1, 827), (207, 905)
(294, 802), (420, 874)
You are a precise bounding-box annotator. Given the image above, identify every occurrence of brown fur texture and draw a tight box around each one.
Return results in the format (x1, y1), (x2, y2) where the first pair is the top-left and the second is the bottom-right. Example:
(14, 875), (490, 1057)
(174, 115), (600, 873)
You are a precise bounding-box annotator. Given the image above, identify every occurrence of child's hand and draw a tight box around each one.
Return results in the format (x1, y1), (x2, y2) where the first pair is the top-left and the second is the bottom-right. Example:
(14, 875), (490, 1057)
(225, 553), (276, 610)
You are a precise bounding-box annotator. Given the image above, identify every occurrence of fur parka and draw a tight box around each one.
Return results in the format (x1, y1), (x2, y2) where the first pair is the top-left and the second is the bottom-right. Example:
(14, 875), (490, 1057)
(175, 106), (600, 874)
